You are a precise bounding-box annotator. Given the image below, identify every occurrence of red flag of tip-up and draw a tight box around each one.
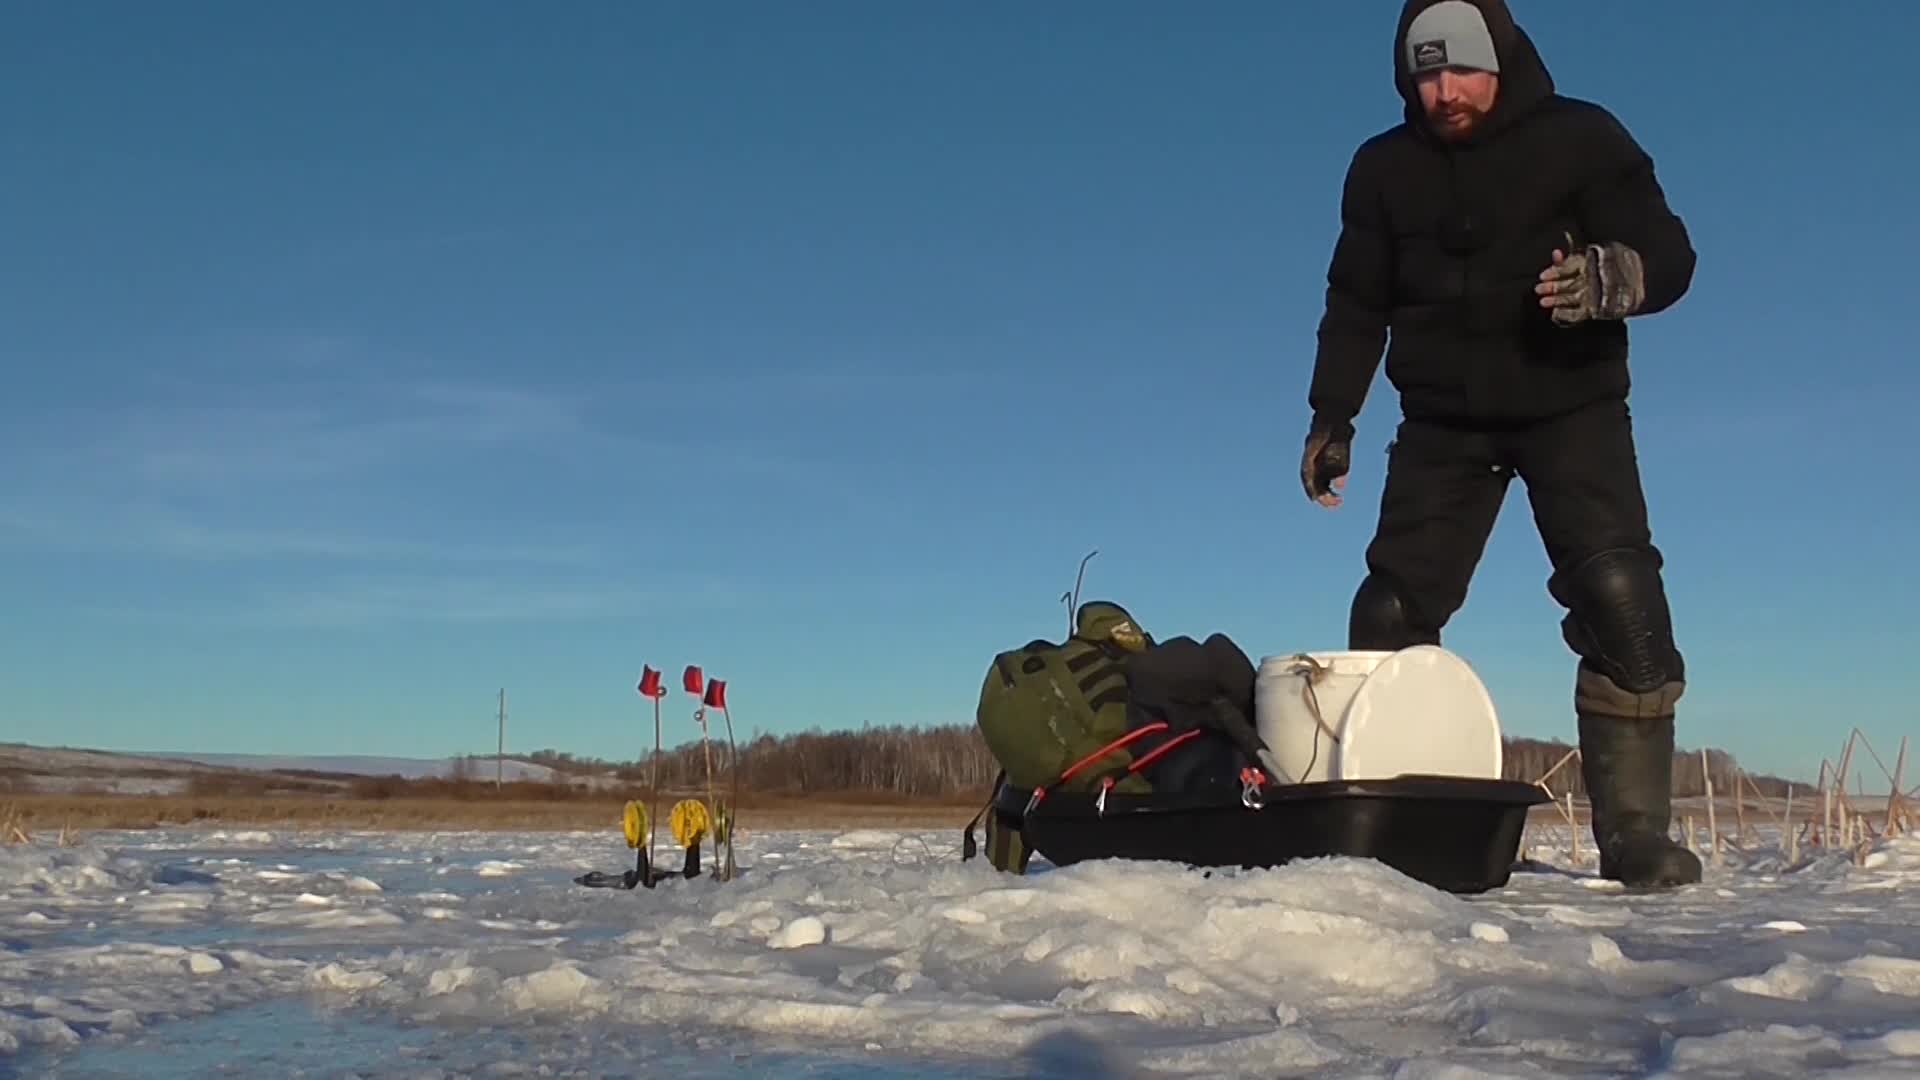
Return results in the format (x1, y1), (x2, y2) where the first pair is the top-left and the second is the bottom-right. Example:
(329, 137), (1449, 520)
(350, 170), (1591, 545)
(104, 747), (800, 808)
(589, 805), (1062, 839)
(683, 665), (704, 696)
(636, 666), (665, 699)
(703, 678), (728, 710)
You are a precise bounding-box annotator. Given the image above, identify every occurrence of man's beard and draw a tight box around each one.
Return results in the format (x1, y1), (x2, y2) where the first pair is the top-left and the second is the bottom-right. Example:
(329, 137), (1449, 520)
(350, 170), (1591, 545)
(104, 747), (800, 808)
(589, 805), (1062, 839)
(1429, 104), (1487, 137)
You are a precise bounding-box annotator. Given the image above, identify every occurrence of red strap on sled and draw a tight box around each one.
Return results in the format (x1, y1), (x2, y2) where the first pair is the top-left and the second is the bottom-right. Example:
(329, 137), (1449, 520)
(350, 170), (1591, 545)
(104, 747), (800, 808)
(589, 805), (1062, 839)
(1091, 729), (1207, 810)
(1124, 729), (1204, 774)
(1027, 723), (1212, 814)
(1057, 722), (1169, 787)
(1027, 723), (1170, 813)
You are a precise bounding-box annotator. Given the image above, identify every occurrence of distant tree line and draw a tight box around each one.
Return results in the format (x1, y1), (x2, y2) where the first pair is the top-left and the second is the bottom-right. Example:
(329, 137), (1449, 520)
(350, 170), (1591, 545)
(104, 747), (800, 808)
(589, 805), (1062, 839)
(511, 725), (1799, 801)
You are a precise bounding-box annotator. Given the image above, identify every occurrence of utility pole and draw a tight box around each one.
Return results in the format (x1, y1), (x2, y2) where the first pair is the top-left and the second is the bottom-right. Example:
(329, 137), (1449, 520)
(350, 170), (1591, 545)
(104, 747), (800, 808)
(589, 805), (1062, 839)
(496, 687), (507, 790)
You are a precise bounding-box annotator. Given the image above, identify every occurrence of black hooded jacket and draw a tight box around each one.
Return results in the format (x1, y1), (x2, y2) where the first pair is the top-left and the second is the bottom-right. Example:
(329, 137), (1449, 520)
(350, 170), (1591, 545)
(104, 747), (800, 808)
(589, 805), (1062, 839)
(1308, 0), (1696, 433)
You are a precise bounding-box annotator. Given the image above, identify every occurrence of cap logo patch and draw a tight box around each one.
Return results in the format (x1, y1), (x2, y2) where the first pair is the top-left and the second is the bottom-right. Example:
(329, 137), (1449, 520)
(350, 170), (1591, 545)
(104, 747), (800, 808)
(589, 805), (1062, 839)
(1412, 39), (1448, 69)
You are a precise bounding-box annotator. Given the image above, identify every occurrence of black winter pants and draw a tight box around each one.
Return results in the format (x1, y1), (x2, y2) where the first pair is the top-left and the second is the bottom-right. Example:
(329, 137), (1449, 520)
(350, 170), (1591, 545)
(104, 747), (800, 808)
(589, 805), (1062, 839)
(1351, 397), (1679, 684)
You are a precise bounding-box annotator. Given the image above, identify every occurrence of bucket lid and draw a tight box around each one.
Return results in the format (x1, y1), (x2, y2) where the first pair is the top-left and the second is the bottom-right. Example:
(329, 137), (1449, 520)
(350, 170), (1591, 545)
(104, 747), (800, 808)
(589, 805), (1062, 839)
(1338, 645), (1503, 781)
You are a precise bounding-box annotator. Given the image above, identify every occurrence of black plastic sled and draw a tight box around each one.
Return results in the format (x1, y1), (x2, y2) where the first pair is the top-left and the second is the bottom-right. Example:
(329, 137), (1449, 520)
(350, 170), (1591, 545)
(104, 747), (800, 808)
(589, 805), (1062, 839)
(999, 774), (1552, 894)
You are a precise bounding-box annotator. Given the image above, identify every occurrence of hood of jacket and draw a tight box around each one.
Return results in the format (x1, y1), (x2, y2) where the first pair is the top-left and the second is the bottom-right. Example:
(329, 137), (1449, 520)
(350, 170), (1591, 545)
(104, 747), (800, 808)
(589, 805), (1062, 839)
(1394, 0), (1555, 143)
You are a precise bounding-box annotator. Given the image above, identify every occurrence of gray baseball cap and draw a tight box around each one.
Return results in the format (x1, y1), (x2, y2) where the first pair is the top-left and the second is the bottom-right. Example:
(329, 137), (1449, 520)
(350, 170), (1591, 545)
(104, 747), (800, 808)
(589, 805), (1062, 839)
(1405, 1), (1501, 75)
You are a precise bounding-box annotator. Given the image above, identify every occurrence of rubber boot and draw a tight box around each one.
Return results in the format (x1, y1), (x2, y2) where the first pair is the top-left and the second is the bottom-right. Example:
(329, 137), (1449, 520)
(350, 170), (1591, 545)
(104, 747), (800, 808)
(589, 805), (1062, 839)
(1578, 712), (1702, 887)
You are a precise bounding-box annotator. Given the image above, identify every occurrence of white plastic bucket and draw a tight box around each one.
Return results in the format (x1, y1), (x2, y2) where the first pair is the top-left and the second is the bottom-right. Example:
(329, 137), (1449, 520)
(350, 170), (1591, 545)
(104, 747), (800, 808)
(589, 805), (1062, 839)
(1253, 646), (1504, 785)
(1254, 650), (1392, 785)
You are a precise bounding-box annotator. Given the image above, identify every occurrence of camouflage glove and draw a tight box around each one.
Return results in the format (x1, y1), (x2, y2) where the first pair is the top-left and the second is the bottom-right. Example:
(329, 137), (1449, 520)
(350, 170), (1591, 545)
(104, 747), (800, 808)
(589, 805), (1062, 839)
(1538, 242), (1646, 325)
(1300, 419), (1352, 507)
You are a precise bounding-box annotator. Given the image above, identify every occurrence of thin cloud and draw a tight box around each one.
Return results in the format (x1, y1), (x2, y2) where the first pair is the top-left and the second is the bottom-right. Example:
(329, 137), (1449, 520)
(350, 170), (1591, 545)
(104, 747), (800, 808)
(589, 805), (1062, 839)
(113, 382), (598, 488)
(3, 369), (899, 567)
(0, 502), (600, 566)
(79, 574), (763, 628)
(3, 375), (614, 564)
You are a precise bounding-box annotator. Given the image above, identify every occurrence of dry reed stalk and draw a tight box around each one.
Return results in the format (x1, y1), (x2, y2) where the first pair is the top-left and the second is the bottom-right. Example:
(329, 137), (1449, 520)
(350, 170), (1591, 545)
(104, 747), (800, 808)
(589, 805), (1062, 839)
(1888, 738), (1909, 838)
(1566, 791), (1580, 862)
(1848, 729), (1904, 800)
(1821, 759), (1834, 847)
(1738, 771), (1787, 841)
(1736, 770), (1748, 844)
(1, 803), (28, 846)
(1533, 748), (1580, 794)
(1702, 749), (1720, 864)
(1531, 750), (1584, 862)
(1785, 783), (1799, 863)
(1847, 766), (1878, 850)
(1837, 733), (1859, 847)
(1546, 785), (1578, 828)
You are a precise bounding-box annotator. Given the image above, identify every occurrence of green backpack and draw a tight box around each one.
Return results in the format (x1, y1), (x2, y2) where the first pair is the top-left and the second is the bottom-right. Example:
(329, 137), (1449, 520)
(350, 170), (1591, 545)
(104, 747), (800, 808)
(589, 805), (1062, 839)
(973, 600), (1156, 796)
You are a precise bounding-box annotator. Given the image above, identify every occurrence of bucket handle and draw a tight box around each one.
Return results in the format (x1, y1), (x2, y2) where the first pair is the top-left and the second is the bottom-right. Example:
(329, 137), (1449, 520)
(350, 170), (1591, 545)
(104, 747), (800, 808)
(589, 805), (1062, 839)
(1283, 654), (1342, 745)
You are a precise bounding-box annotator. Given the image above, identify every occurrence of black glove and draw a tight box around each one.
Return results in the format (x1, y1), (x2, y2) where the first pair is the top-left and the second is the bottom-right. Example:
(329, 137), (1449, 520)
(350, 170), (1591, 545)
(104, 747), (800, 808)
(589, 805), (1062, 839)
(1538, 242), (1646, 325)
(1300, 419), (1352, 505)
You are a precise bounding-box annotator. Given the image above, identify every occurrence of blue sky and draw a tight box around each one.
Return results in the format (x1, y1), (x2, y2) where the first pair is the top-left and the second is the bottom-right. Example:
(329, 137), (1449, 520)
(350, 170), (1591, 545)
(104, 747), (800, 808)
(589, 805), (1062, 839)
(3, 1), (1913, 783)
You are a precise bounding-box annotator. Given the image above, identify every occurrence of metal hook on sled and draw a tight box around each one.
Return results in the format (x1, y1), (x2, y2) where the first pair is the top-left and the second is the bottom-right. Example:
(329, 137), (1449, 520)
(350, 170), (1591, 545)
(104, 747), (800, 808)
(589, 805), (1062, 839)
(1240, 767), (1267, 810)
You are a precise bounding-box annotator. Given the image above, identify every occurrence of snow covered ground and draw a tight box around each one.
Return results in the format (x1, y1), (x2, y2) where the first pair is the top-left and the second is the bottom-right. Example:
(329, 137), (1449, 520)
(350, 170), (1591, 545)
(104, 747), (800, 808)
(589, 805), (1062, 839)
(5, 822), (1920, 1078)
(0, 744), (248, 797)
(145, 751), (590, 785)
(0, 742), (617, 796)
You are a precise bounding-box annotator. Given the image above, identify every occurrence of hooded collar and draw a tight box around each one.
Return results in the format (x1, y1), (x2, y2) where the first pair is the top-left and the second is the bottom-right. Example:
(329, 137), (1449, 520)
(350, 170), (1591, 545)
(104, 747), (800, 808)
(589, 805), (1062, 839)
(1394, 0), (1554, 145)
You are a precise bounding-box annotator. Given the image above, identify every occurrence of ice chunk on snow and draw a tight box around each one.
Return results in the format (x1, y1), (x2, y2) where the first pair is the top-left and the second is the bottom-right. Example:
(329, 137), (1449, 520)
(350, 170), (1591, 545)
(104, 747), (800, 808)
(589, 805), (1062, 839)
(768, 916), (827, 949)
(427, 966), (481, 996)
(501, 965), (604, 1012)
(1859, 836), (1920, 872)
(204, 831), (276, 845)
(1837, 954), (1920, 997)
(1668, 1023), (1846, 1071)
(1719, 953), (1835, 1001)
(0, 844), (150, 894)
(1855, 1028), (1920, 1057)
(310, 963), (388, 992)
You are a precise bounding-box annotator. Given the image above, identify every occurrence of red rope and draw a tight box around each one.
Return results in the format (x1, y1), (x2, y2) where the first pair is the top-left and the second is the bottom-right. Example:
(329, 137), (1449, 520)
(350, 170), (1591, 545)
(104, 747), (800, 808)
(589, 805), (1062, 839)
(1124, 729), (1204, 775)
(1028, 723), (1169, 811)
(1056, 723), (1168, 786)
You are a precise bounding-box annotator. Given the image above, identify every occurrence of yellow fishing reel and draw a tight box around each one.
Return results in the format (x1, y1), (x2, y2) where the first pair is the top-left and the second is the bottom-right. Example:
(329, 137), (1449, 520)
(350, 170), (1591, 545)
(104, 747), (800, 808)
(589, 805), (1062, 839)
(669, 799), (711, 849)
(622, 800), (650, 850)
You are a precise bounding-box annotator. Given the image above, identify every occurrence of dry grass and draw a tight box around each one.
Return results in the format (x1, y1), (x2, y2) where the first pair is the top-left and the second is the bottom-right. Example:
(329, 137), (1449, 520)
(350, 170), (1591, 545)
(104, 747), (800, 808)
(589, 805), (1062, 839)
(0, 790), (985, 835)
(1, 803), (30, 845)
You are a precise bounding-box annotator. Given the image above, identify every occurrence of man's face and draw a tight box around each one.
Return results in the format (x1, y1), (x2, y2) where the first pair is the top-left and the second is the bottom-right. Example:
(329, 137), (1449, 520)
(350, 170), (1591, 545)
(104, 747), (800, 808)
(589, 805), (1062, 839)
(1415, 68), (1499, 140)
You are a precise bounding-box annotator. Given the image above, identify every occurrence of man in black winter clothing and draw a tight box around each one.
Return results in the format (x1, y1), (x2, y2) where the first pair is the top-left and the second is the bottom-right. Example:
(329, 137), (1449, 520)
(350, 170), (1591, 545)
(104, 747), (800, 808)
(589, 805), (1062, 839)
(1299, 0), (1702, 888)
